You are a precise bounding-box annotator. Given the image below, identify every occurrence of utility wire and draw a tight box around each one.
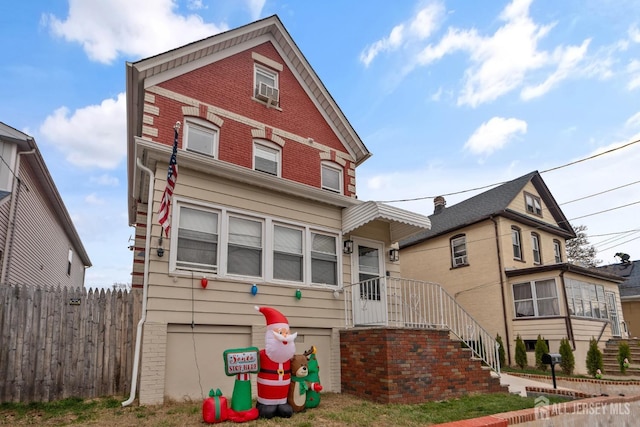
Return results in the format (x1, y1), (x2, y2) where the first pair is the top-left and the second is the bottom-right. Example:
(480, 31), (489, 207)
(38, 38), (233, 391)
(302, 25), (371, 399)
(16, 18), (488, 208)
(377, 138), (640, 204)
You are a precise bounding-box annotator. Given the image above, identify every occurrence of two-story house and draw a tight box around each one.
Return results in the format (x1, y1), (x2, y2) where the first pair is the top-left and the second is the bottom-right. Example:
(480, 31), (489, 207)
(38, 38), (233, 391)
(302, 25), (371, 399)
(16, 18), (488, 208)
(0, 122), (91, 288)
(125, 15), (432, 405)
(399, 171), (626, 374)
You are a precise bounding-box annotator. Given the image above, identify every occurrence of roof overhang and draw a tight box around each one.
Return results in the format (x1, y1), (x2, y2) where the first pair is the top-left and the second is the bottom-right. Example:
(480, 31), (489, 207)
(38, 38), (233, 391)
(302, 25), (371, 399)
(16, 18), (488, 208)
(505, 263), (624, 283)
(342, 201), (431, 243)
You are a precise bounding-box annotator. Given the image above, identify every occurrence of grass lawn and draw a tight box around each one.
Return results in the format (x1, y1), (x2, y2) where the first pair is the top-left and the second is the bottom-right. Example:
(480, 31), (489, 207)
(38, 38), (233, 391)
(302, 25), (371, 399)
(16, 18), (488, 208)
(0, 392), (569, 426)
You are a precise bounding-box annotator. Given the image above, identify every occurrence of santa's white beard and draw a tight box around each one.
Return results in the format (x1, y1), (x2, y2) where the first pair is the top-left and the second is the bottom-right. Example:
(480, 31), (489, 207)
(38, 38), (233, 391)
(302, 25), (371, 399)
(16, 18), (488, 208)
(265, 330), (296, 363)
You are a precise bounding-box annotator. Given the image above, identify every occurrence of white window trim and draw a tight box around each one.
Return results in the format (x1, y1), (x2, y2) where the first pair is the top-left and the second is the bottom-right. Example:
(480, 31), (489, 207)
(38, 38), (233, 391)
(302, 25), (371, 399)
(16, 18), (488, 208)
(531, 233), (541, 265)
(512, 278), (560, 318)
(169, 197), (342, 289)
(451, 235), (468, 267)
(525, 192), (542, 216)
(512, 227), (522, 260)
(184, 117), (219, 157)
(253, 140), (282, 177)
(321, 161), (343, 194)
(553, 240), (562, 263)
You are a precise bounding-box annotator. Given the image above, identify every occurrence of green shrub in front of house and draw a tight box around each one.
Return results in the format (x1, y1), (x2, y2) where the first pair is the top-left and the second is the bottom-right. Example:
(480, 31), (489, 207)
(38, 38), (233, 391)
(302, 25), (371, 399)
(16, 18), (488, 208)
(586, 337), (604, 377)
(534, 335), (549, 371)
(617, 341), (631, 373)
(496, 333), (506, 368)
(515, 334), (527, 369)
(558, 337), (575, 376)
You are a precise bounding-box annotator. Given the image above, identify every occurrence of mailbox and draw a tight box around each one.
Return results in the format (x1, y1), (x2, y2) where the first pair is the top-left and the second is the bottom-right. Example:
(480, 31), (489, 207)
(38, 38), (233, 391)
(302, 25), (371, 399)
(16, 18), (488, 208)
(542, 353), (561, 365)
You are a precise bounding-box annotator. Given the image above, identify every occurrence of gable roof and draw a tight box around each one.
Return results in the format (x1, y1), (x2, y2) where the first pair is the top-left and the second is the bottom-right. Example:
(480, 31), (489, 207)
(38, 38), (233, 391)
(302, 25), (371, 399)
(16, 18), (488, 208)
(400, 171), (575, 248)
(126, 15), (371, 222)
(598, 260), (640, 298)
(0, 122), (91, 267)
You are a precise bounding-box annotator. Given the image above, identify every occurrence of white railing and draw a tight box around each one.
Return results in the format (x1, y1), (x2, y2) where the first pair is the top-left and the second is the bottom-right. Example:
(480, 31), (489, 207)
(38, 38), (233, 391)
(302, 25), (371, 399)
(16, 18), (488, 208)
(343, 276), (501, 375)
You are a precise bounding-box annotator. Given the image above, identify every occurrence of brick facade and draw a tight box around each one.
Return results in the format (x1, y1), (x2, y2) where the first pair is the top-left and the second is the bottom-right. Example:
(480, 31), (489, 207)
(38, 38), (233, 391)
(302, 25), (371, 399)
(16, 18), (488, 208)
(340, 328), (505, 404)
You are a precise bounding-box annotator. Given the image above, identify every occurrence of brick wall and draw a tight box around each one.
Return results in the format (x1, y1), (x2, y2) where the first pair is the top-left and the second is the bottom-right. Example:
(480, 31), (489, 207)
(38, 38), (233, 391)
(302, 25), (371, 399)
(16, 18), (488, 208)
(340, 328), (505, 404)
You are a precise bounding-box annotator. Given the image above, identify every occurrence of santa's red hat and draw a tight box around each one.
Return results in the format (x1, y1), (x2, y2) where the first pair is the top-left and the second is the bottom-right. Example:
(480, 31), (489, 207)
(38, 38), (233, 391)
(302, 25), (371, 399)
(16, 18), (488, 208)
(255, 306), (289, 331)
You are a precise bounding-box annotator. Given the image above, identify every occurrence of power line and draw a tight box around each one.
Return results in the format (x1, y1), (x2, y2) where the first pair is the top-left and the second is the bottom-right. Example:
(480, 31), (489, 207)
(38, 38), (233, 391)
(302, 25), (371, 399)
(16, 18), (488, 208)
(376, 138), (640, 204)
(568, 200), (640, 221)
(560, 179), (640, 206)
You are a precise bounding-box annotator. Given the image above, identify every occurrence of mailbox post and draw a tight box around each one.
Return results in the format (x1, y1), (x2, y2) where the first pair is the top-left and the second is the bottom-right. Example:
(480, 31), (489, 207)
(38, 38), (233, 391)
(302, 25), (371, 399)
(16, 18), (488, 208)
(542, 353), (562, 389)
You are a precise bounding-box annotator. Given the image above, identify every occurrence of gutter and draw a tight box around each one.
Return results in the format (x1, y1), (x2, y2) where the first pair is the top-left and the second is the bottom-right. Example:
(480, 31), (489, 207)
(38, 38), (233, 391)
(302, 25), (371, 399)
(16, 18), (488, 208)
(122, 158), (154, 407)
(491, 216), (511, 365)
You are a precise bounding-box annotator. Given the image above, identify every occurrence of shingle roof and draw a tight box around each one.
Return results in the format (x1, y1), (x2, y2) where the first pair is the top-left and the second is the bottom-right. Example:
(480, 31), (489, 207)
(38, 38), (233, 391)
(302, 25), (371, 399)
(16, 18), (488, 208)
(400, 170), (574, 248)
(598, 260), (640, 297)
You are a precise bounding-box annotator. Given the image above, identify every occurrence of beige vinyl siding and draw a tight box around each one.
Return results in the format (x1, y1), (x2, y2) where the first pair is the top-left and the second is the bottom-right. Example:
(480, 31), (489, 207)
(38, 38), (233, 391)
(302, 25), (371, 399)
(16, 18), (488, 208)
(512, 318), (568, 341)
(4, 162), (85, 288)
(0, 198), (10, 266)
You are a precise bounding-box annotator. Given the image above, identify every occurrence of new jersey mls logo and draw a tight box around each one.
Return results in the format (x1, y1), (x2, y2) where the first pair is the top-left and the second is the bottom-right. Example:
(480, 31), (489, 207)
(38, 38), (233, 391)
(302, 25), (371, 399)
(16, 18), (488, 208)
(534, 395), (550, 419)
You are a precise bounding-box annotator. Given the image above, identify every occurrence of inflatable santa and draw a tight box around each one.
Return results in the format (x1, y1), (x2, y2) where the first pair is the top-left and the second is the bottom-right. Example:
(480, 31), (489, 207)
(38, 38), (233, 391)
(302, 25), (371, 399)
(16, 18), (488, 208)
(255, 306), (297, 419)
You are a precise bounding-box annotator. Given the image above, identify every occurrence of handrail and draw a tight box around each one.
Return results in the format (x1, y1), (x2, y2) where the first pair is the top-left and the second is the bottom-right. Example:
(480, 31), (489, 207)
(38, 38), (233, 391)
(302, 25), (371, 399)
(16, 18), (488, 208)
(343, 276), (501, 375)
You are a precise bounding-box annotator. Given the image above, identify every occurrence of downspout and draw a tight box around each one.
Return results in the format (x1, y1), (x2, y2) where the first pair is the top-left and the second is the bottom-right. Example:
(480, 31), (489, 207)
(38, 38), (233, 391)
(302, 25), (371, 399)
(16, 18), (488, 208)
(122, 158), (154, 407)
(491, 216), (511, 365)
(559, 270), (576, 350)
(1, 148), (36, 284)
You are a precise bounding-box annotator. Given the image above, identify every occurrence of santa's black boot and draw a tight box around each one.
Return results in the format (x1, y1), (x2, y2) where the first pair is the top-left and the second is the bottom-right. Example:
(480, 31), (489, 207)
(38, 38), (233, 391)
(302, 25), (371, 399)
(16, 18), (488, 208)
(276, 403), (293, 418)
(256, 402), (277, 419)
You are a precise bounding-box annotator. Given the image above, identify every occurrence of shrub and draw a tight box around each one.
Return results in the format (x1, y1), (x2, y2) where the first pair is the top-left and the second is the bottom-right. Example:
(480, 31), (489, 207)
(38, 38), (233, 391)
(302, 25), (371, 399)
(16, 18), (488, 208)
(534, 335), (549, 371)
(496, 334), (506, 368)
(617, 341), (631, 373)
(586, 337), (604, 377)
(558, 337), (575, 375)
(515, 335), (527, 369)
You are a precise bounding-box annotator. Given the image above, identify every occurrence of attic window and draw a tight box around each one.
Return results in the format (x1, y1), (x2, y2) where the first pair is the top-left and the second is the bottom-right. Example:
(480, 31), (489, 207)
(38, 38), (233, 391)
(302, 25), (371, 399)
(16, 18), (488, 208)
(321, 162), (343, 194)
(524, 192), (542, 216)
(254, 65), (279, 107)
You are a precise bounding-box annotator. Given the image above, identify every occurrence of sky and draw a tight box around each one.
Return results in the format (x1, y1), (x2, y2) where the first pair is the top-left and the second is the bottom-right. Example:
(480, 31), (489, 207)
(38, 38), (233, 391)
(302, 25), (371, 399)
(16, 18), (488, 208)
(1, 0), (639, 289)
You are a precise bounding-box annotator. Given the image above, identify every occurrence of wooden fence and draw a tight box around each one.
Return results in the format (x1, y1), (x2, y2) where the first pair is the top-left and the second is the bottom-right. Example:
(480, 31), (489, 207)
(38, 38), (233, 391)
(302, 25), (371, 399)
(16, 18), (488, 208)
(0, 284), (142, 402)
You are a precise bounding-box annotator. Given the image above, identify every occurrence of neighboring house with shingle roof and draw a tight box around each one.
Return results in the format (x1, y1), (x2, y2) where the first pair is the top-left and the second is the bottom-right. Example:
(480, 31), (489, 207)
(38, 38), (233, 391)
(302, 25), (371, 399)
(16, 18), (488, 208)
(0, 122), (91, 288)
(399, 170), (627, 375)
(599, 259), (640, 338)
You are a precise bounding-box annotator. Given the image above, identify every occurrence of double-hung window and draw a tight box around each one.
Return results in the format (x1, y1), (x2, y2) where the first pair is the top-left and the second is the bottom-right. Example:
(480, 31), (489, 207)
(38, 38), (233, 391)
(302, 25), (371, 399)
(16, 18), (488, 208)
(273, 225), (303, 282)
(525, 192), (542, 216)
(451, 234), (468, 267)
(512, 227), (522, 260)
(531, 233), (541, 264)
(553, 240), (562, 263)
(254, 141), (281, 176)
(321, 162), (343, 194)
(513, 279), (559, 317)
(311, 233), (337, 286)
(227, 216), (263, 277)
(254, 65), (279, 106)
(176, 206), (219, 272)
(185, 118), (218, 157)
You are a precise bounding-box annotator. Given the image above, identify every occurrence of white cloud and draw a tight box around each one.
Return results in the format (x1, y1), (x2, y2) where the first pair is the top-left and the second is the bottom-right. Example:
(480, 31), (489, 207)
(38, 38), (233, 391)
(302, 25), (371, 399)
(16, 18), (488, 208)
(187, 0), (205, 11)
(625, 111), (640, 128)
(629, 24), (640, 43)
(90, 174), (120, 186)
(627, 59), (640, 90)
(40, 93), (126, 169)
(246, 0), (266, 21)
(44, 0), (228, 64)
(521, 39), (591, 100)
(464, 117), (527, 156)
(85, 193), (105, 205)
(360, 1), (445, 67)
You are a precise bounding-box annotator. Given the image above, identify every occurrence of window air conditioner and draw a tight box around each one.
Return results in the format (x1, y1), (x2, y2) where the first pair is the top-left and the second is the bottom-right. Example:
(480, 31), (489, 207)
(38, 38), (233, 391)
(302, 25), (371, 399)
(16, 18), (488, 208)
(256, 82), (279, 105)
(454, 255), (467, 266)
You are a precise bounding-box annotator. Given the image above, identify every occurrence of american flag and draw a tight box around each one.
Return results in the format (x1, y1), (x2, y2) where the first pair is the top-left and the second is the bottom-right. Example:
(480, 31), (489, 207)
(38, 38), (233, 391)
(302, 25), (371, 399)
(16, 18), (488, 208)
(158, 123), (180, 237)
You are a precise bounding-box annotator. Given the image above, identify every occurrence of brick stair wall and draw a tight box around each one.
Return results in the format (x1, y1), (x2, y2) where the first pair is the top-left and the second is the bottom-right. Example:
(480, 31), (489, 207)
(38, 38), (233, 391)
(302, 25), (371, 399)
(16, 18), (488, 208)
(602, 338), (640, 375)
(339, 327), (507, 404)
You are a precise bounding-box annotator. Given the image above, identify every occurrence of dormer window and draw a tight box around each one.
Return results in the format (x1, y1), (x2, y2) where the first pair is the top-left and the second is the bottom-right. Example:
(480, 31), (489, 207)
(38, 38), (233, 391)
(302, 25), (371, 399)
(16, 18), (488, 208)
(254, 140), (281, 176)
(525, 192), (542, 216)
(321, 162), (343, 194)
(184, 118), (218, 157)
(254, 65), (279, 107)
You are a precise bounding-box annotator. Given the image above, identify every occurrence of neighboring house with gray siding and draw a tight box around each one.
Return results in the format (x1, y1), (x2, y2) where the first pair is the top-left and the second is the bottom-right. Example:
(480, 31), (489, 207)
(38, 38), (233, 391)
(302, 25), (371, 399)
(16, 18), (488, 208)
(0, 122), (91, 288)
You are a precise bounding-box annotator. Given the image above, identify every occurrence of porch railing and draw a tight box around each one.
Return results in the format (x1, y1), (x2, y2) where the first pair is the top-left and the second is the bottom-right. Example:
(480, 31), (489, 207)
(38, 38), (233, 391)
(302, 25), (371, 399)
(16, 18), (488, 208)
(343, 276), (501, 375)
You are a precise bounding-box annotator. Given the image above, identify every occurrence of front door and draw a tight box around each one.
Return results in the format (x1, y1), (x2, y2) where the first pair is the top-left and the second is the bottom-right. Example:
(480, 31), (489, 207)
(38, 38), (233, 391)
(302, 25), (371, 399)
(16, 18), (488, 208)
(605, 291), (621, 337)
(351, 239), (387, 326)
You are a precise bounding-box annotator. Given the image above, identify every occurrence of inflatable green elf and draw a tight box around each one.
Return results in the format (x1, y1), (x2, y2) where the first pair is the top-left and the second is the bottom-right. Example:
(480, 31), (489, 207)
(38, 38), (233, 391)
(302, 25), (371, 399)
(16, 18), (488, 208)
(304, 346), (322, 408)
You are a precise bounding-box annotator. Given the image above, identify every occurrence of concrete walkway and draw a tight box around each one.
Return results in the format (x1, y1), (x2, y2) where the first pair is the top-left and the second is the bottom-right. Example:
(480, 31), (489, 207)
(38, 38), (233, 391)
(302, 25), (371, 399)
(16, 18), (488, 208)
(494, 372), (581, 397)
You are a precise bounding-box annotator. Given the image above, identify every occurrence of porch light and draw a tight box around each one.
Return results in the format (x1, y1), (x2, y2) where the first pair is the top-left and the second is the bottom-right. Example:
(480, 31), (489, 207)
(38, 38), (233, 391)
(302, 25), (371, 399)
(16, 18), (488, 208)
(343, 239), (353, 254)
(389, 248), (399, 262)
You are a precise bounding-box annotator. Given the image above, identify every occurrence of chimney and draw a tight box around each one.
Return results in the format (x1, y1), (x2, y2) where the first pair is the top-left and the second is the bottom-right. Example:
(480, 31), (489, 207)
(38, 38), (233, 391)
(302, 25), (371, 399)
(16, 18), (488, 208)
(434, 196), (446, 215)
